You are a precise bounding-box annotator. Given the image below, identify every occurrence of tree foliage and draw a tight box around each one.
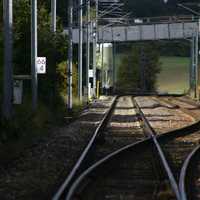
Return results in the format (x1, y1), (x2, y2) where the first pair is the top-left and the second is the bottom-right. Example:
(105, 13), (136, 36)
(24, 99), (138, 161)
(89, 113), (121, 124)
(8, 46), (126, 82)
(11, 0), (69, 109)
(0, 0), (73, 140)
(116, 43), (161, 93)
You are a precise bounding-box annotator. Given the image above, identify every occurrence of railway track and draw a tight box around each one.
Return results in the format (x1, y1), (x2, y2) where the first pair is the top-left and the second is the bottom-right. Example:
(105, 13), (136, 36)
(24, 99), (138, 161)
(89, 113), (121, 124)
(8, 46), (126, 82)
(92, 96), (145, 163)
(53, 96), (148, 200)
(150, 97), (200, 185)
(53, 95), (200, 200)
(52, 96), (118, 200)
(64, 96), (184, 200)
(66, 141), (164, 200)
(159, 124), (200, 182)
(179, 145), (200, 200)
(140, 96), (200, 200)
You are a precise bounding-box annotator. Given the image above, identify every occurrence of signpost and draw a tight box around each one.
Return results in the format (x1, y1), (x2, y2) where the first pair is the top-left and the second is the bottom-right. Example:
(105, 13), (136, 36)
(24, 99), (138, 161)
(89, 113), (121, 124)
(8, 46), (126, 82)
(36, 57), (46, 74)
(89, 69), (94, 78)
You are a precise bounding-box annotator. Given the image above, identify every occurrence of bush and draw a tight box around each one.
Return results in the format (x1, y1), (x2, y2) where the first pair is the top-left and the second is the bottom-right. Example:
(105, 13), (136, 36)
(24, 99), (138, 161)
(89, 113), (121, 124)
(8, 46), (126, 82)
(0, 99), (52, 142)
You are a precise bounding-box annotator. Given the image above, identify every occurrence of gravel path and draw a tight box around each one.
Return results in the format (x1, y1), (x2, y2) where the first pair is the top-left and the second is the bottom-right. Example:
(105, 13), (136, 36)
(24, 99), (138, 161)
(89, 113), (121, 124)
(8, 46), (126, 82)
(0, 96), (114, 200)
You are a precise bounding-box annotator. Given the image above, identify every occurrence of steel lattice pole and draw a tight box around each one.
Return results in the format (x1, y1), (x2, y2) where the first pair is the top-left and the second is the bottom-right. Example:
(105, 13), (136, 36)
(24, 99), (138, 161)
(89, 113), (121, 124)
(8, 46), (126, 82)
(3, 0), (13, 119)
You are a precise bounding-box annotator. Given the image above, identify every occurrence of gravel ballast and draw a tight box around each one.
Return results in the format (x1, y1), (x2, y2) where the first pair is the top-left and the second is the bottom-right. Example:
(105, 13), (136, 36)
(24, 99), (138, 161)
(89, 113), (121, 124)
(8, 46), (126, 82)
(0, 96), (114, 200)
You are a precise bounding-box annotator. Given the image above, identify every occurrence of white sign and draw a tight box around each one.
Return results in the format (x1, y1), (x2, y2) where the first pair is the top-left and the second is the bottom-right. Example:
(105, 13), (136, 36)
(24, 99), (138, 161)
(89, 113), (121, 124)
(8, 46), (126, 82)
(36, 57), (46, 74)
(13, 80), (23, 104)
(89, 69), (93, 78)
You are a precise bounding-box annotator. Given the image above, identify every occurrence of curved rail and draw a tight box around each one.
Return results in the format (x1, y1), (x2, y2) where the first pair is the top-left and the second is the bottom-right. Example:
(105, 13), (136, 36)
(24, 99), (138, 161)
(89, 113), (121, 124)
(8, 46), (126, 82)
(65, 118), (200, 200)
(179, 146), (200, 200)
(65, 96), (200, 200)
(133, 98), (181, 200)
(55, 95), (200, 200)
(65, 138), (152, 200)
(52, 96), (118, 200)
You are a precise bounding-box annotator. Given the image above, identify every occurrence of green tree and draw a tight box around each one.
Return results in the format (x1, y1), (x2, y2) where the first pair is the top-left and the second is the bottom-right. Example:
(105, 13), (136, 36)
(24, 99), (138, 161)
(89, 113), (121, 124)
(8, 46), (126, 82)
(13, 0), (68, 108)
(117, 43), (161, 93)
(1, 0), (70, 140)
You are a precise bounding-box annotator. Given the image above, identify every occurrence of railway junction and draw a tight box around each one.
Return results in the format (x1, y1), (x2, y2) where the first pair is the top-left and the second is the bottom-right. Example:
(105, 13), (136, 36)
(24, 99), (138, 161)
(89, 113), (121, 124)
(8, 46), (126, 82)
(2, 0), (200, 200)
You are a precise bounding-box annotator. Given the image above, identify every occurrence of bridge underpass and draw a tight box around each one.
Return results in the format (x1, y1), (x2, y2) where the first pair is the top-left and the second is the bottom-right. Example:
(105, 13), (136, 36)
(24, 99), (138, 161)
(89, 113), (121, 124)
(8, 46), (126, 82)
(65, 19), (200, 99)
(65, 21), (199, 43)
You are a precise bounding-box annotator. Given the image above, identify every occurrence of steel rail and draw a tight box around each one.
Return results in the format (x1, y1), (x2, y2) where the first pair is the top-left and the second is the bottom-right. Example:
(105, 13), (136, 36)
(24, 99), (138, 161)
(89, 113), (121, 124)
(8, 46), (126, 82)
(52, 96), (118, 200)
(133, 98), (182, 200)
(65, 138), (152, 200)
(64, 96), (200, 200)
(66, 96), (193, 200)
(65, 119), (200, 200)
(179, 145), (200, 200)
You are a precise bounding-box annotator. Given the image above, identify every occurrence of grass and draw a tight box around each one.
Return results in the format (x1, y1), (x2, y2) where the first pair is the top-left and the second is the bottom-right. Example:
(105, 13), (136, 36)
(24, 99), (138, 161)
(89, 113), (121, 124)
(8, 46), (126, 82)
(158, 56), (190, 94)
(116, 54), (190, 94)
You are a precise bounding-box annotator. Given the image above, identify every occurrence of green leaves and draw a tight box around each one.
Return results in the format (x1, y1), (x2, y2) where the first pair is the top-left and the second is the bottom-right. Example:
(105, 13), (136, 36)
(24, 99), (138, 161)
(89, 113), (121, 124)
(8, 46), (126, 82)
(116, 43), (161, 93)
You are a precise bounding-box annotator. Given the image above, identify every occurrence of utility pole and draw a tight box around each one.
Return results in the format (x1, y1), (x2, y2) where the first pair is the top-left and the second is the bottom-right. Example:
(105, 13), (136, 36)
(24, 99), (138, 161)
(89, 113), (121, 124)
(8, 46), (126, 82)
(101, 35), (104, 93)
(195, 28), (199, 98)
(51, 0), (56, 32)
(92, 0), (98, 98)
(190, 35), (194, 94)
(192, 34), (196, 96)
(86, 0), (90, 99)
(78, 0), (83, 102)
(112, 42), (116, 92)
(67, 0), (73, 109)
(3, 0), (13, 119)
(93, 24), (97, 97)
(31, 0), (38, 111)
(176, 3), (200, 99)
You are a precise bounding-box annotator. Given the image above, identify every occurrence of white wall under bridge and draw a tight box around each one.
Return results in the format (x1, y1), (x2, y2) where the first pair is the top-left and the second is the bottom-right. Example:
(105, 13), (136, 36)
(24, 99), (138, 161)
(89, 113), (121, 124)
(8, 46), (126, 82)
(64, 22), (199, 43)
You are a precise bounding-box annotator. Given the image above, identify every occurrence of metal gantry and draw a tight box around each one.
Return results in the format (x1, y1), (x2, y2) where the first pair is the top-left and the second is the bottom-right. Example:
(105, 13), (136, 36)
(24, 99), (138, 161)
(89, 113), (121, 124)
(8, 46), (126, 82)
(67, 0), (129, 105)
(97, 0), (131, 93)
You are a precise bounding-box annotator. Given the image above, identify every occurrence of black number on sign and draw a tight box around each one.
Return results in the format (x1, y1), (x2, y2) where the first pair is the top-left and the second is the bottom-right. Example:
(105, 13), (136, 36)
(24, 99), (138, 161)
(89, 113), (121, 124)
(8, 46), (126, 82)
(40, 65), (44, 71)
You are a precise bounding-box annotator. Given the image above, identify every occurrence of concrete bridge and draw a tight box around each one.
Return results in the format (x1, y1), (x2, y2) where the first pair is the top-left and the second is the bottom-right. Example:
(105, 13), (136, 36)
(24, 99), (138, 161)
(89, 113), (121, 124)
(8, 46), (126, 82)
(65, 20), (199, 43)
